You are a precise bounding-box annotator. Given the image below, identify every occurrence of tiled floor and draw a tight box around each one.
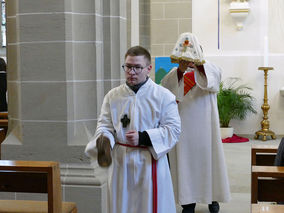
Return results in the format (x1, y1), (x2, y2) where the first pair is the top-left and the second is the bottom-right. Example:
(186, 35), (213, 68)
(176, 136), (282, 213)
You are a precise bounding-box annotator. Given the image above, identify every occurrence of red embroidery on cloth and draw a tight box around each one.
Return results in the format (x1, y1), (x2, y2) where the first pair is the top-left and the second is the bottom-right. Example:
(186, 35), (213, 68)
(184, 71), (196, 96)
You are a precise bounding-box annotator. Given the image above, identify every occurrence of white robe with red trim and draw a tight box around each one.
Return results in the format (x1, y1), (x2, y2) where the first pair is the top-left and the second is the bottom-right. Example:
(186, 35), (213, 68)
(161, 61), (231, 205)
(85, 78), (181, 213)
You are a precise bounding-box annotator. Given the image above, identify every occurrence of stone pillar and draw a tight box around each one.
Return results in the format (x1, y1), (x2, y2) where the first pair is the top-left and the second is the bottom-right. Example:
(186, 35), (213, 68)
(4, 1), (126, 212)
(4, 0), (127, 162)
(140, 0), (151, 50)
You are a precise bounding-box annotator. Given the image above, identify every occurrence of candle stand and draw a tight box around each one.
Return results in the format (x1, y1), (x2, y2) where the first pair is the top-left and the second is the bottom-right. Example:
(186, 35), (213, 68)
(254, 67), (276, 141)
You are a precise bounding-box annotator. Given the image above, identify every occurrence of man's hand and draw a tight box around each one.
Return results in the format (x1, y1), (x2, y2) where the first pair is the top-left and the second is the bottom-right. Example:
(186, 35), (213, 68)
(125, 130), (139, 146)
(179, 60), (195, 72)
(195, 64), (206, 75)
(179, 59), (206, 76)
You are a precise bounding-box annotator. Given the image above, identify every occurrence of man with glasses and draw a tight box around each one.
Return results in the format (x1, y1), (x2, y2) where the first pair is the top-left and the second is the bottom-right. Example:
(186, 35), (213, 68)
(85, 46), (181, 213)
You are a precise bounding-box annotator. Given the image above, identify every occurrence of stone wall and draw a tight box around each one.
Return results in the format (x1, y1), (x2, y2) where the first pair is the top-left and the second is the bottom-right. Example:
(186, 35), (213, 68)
(151, 0), (192, 57)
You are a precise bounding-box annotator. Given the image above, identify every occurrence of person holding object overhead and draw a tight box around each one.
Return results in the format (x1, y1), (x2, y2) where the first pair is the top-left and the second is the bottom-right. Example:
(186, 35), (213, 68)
(161, 32), (231, 213)
(85, 46), (181, 213)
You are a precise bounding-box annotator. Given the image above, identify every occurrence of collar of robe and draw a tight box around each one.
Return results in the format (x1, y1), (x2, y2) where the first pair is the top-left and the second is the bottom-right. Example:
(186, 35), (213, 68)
(126, 77), (149, 93)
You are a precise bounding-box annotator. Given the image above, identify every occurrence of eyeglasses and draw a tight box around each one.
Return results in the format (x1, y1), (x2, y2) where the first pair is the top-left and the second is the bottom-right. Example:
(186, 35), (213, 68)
(122, 64), (148, 74)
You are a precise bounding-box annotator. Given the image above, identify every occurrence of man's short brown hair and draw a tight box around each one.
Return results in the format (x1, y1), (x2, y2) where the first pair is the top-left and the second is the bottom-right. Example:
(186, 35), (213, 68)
(125, 46), (151, 65)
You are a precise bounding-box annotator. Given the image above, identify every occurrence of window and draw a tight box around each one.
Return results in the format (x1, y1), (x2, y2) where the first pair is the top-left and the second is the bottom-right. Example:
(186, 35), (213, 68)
(1, 0), (5, 47)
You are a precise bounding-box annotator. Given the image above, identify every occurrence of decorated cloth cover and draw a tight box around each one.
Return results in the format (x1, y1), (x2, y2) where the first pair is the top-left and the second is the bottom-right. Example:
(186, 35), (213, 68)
(170, 32), (205, 65)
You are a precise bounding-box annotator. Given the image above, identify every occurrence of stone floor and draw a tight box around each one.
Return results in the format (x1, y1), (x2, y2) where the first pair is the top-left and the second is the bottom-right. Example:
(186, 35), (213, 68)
(176, 135), (282, 213)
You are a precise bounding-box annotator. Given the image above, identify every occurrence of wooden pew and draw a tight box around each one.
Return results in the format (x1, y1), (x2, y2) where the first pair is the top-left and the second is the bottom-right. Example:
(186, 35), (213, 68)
(0, 112), (8, 159)
(251, 166), (284, 204)
(251, 144), (278, 166)
(0, 128), (5, 159)
(0, 112), (8, 133)
(0, 160), (77, 213)
(0, 128), (4, 142)
(0, 112), (8, 119)
(251, 144), (284, 204)
(252, 203), (284, 213)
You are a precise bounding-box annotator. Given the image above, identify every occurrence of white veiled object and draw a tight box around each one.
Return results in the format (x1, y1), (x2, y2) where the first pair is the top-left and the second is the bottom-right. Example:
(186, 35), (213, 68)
(170, 32), (205, 65)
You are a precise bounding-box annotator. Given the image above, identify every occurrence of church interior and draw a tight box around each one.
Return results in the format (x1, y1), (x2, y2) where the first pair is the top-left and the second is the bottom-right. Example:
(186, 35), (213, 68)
(0, 0), (284, 212)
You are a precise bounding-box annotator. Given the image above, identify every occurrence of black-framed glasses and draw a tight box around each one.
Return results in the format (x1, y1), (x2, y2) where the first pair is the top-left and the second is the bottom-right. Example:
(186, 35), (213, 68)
(122, 64), (148, 74)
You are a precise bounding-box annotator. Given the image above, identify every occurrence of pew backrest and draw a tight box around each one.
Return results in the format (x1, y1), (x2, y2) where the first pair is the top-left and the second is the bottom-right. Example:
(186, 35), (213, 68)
(251, 165), (284, 203)
(251, 144), (278, 166)
(0, 160), (63, 213)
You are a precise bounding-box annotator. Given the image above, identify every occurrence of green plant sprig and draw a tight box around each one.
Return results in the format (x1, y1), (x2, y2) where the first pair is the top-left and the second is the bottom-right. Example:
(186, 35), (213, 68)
(217, 78), (257, 128)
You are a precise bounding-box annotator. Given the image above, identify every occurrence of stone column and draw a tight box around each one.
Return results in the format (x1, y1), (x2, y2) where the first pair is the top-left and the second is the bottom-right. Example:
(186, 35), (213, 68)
(140, 0), (151, 50)
(4, 1), (126, 212)
(4, 0), (127, 162)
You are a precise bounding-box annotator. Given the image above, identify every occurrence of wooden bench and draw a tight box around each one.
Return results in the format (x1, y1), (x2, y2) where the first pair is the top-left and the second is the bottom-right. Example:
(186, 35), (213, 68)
(251, 166), (284, 204)
(251, 144), (284, 204)
(0, 128), (5, 159)
(251, 144), (278, 166)
(252, 203), (284, 213)
(0, 112), (8, 133)
(0, 160), (77, 213)
(0, 128), (5, 142)
(0, 112), (8, 159)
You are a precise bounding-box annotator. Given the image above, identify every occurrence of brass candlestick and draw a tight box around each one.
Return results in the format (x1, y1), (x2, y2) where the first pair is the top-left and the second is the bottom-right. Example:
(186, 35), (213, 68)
(254, 67), (276, 141)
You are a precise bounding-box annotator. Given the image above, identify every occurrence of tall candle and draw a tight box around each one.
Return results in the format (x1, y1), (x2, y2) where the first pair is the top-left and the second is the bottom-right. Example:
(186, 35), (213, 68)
(263, 36), (268, 67)
(263, 0), (269, 67)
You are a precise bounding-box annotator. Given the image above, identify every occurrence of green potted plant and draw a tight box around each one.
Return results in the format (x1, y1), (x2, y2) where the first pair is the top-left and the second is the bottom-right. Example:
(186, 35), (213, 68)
(217, 78), (257, 139)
